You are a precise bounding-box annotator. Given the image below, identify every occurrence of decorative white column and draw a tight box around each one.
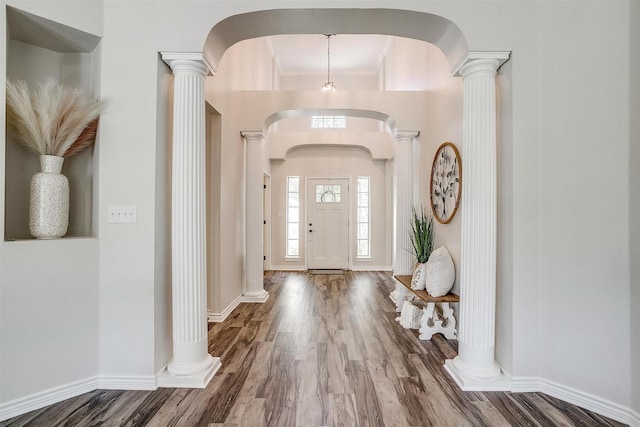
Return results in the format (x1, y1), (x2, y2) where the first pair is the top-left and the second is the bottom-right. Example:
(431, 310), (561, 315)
(389, 131), (419, 309)
(158, 52), (220, 388)
(241, 131), (269, 302)
(445, 52), (510, 391)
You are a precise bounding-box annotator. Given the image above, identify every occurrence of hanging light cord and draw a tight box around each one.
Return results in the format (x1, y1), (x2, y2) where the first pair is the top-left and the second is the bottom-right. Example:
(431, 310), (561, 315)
(326, 34), (332, 84)
(321, 34), (336, 91)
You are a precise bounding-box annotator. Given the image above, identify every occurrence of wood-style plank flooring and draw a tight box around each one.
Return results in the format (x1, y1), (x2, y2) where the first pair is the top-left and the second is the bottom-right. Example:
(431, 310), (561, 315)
(0, 271), (625, 427)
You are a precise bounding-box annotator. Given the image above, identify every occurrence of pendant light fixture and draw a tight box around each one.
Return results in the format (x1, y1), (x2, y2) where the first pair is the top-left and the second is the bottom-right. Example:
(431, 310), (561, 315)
(321, 34), (336, 92)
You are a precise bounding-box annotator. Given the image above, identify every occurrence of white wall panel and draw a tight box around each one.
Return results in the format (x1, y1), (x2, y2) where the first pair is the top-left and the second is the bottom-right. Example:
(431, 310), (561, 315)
(536, 2), (631, 406)
(0, 239), (99, 401)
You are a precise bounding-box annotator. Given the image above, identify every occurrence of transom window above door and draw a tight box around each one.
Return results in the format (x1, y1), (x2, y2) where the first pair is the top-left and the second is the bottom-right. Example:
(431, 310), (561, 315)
(311, 115), (346, 129)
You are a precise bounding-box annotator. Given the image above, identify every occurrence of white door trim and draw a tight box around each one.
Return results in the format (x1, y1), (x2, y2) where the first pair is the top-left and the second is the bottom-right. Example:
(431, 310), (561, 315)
(263, 173), (271, 271)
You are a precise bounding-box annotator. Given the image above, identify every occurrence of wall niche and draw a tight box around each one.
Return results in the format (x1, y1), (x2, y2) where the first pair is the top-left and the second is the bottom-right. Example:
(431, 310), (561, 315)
(4, 6), (101, 240)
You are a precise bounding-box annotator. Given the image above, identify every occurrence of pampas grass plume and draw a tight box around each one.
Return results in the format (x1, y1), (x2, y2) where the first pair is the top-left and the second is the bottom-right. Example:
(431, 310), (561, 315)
(5, 77), (105, 157)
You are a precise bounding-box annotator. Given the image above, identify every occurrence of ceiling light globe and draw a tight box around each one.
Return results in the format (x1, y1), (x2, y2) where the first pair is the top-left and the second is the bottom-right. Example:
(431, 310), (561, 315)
(321, 82), (336, 92)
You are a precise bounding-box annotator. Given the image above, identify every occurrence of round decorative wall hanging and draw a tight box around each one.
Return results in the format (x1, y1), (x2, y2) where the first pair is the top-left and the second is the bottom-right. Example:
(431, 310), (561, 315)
(430, 142), (462, 224)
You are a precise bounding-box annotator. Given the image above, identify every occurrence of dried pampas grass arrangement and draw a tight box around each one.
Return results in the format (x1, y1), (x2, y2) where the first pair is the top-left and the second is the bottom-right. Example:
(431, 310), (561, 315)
(6, 77), (105, 157)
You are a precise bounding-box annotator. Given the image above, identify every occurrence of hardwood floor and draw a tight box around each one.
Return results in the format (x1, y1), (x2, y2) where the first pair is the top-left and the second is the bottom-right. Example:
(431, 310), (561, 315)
(1, 271), (625, 427)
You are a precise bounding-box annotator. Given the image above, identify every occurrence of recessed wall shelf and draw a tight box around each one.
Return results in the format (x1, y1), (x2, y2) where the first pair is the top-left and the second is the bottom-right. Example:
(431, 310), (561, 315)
(4, 6), (102, 241)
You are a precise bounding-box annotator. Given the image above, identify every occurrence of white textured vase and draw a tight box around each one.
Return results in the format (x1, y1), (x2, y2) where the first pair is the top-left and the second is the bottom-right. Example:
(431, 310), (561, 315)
(29, 155), (69, 239)
(411, 262), (427, 290)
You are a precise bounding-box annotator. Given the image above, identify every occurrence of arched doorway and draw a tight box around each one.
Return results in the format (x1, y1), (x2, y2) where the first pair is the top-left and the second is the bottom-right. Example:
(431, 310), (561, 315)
(203, 9), (468, 72)
(161, 8), (509, 392)
(262, 108), (397, 273)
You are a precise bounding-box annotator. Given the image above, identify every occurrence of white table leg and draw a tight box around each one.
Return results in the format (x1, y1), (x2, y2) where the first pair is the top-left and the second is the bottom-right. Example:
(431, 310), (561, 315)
(419, 302), (457, 340)
(389, 281), (409, 312)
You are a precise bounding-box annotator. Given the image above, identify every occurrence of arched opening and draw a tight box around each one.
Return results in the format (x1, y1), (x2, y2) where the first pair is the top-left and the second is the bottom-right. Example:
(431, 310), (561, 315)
(265, 108), (396, 134)
(163, 7), (508, 392)
(262, 108), (397, 271)
(200, 8), (466, 360)
(203, 8), (468, 73)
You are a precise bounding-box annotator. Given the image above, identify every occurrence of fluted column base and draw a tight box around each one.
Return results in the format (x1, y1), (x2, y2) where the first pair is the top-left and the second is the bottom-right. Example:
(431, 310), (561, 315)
(157, 355), (221, 388)
(444, 358), (510, 391)
(445, 340), (509, 390)
(243, 286), (269, 303)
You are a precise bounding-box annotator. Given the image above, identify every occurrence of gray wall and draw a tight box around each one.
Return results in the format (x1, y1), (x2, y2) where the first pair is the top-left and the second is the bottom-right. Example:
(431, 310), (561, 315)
(630, 1), (640, 418)
(534, 2), (630, 403)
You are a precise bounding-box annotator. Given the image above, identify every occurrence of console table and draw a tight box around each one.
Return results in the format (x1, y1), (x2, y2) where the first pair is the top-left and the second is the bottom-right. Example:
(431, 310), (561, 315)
(392, 275), (459, 340)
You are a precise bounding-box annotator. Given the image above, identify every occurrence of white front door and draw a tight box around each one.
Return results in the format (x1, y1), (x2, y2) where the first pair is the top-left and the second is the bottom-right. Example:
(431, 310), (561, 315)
(307, 178), (349, 269)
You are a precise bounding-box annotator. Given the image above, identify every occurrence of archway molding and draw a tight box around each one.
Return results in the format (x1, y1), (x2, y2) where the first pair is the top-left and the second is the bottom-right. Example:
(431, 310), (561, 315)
(265, 108), (396, 133)
(265, 108), (396, 160)
(203, 8), (468, 73)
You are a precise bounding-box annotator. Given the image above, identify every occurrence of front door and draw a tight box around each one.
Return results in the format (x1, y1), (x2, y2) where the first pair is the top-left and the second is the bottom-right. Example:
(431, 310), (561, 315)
(307, 178), (349, 269)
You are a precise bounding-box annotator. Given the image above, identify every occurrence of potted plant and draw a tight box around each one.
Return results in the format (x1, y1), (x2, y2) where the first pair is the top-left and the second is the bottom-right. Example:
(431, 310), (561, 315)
(5, 77), (105, 239)
(409, 205), (435, 290)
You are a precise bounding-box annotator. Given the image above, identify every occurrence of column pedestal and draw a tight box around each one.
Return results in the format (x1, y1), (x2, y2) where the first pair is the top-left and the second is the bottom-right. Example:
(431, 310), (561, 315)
(242, 131), (269, 303)
(158, 52), (220, 388)
(444, 52), (511, 391)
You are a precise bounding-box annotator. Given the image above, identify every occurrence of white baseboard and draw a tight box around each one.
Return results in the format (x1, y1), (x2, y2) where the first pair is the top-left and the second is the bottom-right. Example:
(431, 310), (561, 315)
(207, 294), (243, 322)
(0, 376), (99, 422)
(269, 265), (307, 271)
(350, 265), (392, 271)
(98, 375), (157, 390)
(512, 376), (636, 425)
(509, 376), (539, 392)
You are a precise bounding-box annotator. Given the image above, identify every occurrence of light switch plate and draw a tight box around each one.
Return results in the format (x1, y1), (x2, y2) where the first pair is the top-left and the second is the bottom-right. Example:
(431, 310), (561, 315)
(108, 206), (137, 223)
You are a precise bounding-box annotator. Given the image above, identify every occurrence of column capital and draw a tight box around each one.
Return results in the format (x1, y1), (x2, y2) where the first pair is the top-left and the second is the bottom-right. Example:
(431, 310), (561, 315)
(241, 131), (265, 143)
(452, 51), (510, 78)
(394, 130), (419, 144)
(161, 52), (214, 76)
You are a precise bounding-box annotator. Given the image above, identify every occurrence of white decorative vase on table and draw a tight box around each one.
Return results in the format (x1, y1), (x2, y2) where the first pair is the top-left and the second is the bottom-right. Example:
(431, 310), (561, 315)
(29, 155), (69, 239)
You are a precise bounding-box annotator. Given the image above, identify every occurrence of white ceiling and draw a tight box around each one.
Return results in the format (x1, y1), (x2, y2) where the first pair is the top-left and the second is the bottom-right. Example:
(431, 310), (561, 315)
(267, 34), (391, 76)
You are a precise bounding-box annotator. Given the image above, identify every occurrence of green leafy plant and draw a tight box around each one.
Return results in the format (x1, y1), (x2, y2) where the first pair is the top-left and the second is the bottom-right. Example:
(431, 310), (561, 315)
(410, 206), (435, 264)
(5, 77), (105, 157)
